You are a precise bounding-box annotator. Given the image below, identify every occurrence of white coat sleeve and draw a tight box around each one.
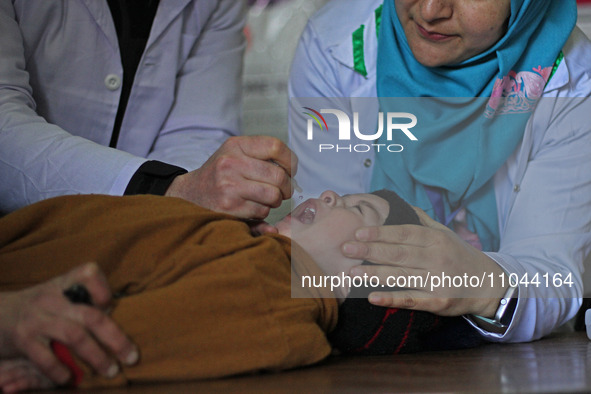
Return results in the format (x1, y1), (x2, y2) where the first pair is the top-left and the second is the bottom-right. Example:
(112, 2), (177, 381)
(480, 95), (591, 342)
(146, 0), (246, 170)
(0, 0), (146, 214)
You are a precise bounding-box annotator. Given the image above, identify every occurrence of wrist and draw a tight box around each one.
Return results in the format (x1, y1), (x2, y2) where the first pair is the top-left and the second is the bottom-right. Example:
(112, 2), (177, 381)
(468, 281), (519, 334)
(125, 161), (187, 196)
(164, 173), (186, 197)
(478, 279), (510, 318)
(472, 257), (510, 318)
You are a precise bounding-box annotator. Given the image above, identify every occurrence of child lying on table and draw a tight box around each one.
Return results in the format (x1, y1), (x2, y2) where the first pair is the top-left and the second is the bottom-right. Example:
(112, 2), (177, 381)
(0, 190), (479, 390)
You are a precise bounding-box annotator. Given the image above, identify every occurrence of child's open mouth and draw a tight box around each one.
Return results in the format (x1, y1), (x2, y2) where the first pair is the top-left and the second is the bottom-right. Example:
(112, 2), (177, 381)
(294, 200), (317, 224)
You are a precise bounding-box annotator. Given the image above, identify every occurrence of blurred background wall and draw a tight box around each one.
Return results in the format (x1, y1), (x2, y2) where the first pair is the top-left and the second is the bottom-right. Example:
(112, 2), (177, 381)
(242, 0), (329, 142)
(579, 0), (591, 37)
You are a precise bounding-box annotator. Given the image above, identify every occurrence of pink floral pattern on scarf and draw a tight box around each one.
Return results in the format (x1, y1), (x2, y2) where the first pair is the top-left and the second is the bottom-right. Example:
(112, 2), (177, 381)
(485, 66), (552, 118)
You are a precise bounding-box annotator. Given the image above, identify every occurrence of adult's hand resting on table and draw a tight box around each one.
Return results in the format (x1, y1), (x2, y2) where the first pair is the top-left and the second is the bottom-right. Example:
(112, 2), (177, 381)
(0, 263), (138, 389)
(165, 136), (297, 222)
(343, 208), (508, 318)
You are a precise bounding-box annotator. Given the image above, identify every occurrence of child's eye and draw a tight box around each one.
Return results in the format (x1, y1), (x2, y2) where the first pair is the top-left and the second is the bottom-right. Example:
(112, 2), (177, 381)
(354, 205), (363, 214)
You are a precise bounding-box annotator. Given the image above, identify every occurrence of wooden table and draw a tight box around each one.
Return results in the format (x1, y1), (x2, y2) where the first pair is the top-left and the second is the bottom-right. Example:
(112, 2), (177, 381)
(70, 331), (590, 393)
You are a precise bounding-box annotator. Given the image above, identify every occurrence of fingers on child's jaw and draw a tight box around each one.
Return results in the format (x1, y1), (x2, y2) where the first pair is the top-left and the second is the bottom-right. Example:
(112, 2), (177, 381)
(368, 291), (420, 309)
(349, 265), (388, 282)
(344, 242), (409, 266)
(349, 264), (396, 282)
(342, 242), (369, 259)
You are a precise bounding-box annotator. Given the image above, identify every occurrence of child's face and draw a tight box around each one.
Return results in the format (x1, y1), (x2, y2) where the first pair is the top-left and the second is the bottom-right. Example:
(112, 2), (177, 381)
(275, 190), (389, 282)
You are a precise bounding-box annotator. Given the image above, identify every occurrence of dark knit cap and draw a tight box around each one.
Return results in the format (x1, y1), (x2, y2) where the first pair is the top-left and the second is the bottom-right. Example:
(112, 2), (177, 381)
(370, 189), (421, 227)
(328, 189), (482, 355)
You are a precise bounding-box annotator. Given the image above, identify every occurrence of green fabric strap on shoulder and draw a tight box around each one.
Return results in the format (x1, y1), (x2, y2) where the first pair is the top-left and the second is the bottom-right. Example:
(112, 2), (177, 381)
(352, 24), (368, 77)
(375, 4), (383, 39)
(546, 51), (564, 86)
(352, 5), (383, 77)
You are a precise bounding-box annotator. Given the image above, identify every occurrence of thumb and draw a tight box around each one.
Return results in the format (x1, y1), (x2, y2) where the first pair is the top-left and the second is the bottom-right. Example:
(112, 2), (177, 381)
(412, 206), (449, 231)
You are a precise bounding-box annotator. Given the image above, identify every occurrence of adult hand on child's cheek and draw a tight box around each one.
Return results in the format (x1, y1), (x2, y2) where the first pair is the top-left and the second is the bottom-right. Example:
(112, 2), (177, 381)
(343, 207), (508, 318)
(0, 263), (138, 387)
(166, 136), (297, 220)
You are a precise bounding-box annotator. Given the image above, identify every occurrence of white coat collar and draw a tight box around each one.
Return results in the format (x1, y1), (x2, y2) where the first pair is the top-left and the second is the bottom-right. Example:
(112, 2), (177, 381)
(329, 10), (379, 80)
(80, 0), (192, 52)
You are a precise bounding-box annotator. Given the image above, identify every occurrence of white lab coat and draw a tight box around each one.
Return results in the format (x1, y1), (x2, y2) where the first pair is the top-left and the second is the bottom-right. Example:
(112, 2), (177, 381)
(0, 0), (246, 213)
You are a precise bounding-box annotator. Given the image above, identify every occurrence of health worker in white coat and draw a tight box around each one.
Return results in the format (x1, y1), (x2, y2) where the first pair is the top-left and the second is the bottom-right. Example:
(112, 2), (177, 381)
(0, 0), (296, 220)
(289, 0), (591, 343)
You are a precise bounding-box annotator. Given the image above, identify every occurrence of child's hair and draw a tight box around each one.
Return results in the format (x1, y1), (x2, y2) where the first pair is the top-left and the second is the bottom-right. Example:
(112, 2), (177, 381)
(328, 190), (482, 355)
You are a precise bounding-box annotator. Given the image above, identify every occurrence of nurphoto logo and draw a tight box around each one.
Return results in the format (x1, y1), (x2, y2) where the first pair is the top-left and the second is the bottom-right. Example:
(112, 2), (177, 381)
(303, 108), (418, 153)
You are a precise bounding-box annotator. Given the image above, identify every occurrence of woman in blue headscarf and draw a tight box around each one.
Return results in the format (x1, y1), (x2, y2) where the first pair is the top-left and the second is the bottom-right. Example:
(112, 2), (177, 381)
(288, 0), (591, 343)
